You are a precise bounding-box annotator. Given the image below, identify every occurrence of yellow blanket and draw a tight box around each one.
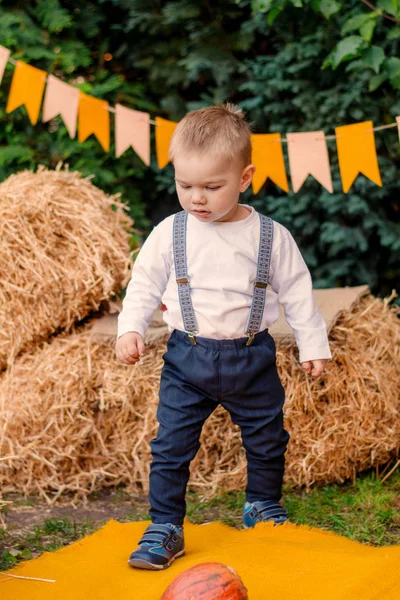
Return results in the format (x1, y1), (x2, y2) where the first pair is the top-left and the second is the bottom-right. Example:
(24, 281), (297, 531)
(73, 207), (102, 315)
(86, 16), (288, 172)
(2, 519), (400, 599)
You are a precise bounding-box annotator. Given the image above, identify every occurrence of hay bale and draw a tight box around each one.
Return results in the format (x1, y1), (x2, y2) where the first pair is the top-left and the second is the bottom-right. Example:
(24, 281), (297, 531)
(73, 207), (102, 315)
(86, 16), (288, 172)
(0, 294), (399, 504)
(0, 165), (134, 371)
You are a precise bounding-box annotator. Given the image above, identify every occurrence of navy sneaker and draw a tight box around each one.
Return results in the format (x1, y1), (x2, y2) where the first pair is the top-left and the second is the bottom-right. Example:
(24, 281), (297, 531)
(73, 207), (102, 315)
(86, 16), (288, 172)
(128, 523), (184, 570)
(243, 500), (288, 528)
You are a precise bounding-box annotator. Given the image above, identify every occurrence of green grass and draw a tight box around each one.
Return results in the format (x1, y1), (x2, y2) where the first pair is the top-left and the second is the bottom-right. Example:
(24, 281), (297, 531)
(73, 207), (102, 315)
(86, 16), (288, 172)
(1, 466), (400, 572)
(0, 518), (98, 571)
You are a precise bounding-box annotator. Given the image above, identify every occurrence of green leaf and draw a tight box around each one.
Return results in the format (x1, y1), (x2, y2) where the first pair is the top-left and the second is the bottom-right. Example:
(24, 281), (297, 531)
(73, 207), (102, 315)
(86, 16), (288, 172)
(36, 0), (72, 33)
(20, 548), (32, 559)
(251, 0), (274, 11)
(369, 72), (387, 91)
(360, 19), (376, 43)
(384, 56), (400, 87)
(0, 145), (35, 167)
(362, 46), (385, 73)
(341, 13), (375, 36)
(267, 6), (282, 23)
(377, 0), (398, 16)
(319, 0), (341, 19)
(323, 36), (365, 70)
(387, 26), (400, 39)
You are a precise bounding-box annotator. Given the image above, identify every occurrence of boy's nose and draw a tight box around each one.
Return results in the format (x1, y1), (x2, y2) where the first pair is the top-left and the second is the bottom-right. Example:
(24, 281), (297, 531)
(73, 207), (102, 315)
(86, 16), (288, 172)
(192, 190), (206, 203)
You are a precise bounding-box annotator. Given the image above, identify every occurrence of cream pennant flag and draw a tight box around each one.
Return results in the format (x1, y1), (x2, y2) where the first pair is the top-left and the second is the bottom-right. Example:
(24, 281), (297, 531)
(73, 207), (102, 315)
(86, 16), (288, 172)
(155, 116), (178, 169)
(0, 46), (10, 85)
(396, 116), (400, 143)
(251, 133), (289, 194)
(42, 75), (79, 139)
(6, 60), (47, 125)
(78, 92), (110, 152)
(335, 121), (382, 193)
(287, 131), (333, 193)
(115, 104), (150, 164)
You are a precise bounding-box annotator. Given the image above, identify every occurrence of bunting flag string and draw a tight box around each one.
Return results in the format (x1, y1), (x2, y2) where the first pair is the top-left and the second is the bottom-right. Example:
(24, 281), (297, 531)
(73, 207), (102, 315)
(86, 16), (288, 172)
(0, 44), (399, 194)
(42, 75), (79, 139)
(251, 133), (289, 194)
(0, 46), (10, 84)
(78, 93), (110, 152)
(155, 116), (178, 169)
(287, 131), (333, 193)
(335, 121), (382, 193)
(6, 60), (47, 126)
(115, 104), (150, 164)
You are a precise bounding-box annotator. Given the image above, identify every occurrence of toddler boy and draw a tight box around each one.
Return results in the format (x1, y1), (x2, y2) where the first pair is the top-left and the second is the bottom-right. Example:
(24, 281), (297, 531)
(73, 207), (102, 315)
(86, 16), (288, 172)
(115, 103), (331, 570)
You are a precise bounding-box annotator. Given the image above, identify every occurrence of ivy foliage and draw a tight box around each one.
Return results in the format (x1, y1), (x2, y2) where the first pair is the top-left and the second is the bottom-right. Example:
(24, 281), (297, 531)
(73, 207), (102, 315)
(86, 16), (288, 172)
(0, 0), (153, 234)
(251, 0), (400, 91)
(0, 0), (398, 297)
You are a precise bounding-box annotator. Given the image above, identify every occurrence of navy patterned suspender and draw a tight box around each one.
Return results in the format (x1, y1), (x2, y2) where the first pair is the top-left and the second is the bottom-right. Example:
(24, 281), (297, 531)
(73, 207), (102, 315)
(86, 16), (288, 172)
(172, 210), (274, 345)
(173, 211), (199, 344)
(244, 214), (274, 345)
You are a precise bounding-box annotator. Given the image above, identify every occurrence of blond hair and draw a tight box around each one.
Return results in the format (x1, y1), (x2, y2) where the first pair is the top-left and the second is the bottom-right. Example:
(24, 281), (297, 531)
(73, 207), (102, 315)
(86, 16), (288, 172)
(168, 102), (253, 167)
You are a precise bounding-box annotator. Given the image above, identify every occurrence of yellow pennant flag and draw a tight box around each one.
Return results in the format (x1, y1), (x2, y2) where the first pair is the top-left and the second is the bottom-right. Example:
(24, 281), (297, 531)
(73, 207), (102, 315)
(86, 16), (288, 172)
(155, 116), (178, 169)
(78, 93), (110, 152)
(251, 133), (289, 194)
(335, 121), (382, 193)
(6, 60), (46, 125)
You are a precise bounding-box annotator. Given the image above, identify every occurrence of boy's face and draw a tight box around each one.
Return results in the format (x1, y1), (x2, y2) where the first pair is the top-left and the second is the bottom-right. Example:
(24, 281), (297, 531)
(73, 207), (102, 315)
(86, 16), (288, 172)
(174, 151), (255, 223)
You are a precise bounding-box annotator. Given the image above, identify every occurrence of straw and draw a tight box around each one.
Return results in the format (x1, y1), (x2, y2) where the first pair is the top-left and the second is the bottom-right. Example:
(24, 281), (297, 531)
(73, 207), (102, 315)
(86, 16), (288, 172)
(0, 293), (398, 505)
(0, 164), (135, 372)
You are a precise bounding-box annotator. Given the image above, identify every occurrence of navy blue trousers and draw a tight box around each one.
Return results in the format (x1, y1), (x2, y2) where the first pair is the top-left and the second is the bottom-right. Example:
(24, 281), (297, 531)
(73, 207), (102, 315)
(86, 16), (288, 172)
(148, 328), (290, 525)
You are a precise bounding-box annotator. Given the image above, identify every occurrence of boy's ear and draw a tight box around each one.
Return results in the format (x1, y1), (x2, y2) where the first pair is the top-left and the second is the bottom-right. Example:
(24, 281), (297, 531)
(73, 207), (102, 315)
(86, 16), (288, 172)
(240, 164), (256, 192)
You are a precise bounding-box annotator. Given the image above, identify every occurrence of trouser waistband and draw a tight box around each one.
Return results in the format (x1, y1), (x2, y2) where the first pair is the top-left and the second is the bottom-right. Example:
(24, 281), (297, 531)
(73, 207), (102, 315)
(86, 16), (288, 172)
(170, 328), (270, 351)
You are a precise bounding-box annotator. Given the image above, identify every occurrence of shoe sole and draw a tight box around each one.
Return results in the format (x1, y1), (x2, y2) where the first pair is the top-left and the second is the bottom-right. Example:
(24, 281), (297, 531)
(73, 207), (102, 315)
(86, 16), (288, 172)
(128, 549), (185, 570)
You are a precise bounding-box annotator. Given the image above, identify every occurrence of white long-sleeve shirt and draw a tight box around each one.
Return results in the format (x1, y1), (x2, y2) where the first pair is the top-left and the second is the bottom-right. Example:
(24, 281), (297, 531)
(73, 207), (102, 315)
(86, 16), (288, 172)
(118, 205), (332, 363)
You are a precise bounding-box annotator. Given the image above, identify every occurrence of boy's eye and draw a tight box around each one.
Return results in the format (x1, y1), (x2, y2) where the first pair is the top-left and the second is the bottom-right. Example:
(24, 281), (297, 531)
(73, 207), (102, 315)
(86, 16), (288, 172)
(179, 184), (220, 191)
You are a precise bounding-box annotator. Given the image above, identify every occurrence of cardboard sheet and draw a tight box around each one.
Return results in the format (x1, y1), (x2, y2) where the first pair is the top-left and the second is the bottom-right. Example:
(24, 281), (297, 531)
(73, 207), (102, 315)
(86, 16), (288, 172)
(91, 285), (370, 342)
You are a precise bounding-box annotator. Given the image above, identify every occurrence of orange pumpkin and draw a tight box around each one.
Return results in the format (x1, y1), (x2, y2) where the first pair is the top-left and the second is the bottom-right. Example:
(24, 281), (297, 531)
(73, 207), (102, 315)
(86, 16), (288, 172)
(159, 562), (249, 599)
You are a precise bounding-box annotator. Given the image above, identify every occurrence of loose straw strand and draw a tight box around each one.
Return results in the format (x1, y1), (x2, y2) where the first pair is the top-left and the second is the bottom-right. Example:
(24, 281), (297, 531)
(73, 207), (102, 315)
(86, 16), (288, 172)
(0, 574), (56, 583)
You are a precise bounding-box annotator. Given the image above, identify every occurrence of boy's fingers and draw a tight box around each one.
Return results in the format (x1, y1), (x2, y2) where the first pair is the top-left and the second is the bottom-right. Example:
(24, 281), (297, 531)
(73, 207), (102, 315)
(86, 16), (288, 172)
(137, 338), (146, 356)
(121, 354), (139, 365)
(126, 342), (140, 358)
(301, 361), (312, 373)
(311, 360), (326, 377)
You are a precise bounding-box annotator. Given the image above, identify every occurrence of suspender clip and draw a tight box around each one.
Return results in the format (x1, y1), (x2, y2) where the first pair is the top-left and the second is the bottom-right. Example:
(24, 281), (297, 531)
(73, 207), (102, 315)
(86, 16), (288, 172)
(176, 277), (189, 285)
(188, 333), (197, 345)
(254, 281), (267, 288)
(246, 333), (255, 346)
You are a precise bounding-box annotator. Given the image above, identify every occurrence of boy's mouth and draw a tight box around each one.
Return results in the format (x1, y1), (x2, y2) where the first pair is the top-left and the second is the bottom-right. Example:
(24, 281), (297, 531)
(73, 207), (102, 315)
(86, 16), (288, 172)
(192, 209), (210, 217)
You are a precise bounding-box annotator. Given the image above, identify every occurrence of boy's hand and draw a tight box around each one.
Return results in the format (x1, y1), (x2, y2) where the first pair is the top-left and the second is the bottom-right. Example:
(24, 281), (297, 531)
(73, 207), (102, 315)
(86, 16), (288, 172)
(115, 332), (146, 365)
(301, 359), (328, 378)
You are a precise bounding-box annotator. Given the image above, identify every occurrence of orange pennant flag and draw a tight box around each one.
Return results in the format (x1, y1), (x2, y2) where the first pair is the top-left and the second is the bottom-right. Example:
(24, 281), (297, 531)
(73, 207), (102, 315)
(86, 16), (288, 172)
(78, 92), (110, 152)
(251, 133), (289, 194)
(155, 116), (178, 169)
(6, 60), (46, 125)
(0, 46), (10, 84)
(335, 121), (382, 193)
